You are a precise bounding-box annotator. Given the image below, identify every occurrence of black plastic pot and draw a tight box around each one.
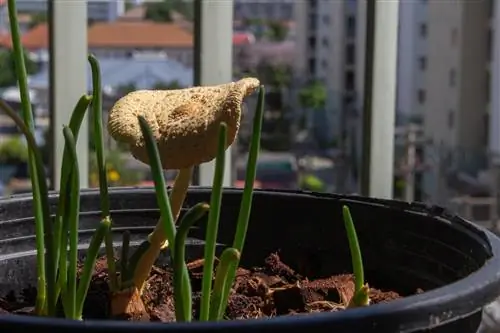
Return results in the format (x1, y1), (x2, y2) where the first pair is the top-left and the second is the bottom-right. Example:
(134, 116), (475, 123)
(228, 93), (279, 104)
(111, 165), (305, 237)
(1, 187), (500, 333)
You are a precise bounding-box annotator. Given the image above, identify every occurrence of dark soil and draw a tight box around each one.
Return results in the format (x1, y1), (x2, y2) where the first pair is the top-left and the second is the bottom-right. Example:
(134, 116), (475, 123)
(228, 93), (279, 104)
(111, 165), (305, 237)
(0, 252), (413, 321)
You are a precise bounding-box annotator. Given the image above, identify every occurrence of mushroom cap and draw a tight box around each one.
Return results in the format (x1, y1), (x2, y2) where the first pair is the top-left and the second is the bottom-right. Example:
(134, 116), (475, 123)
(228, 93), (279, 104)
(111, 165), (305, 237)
(107, 77), (260, 169)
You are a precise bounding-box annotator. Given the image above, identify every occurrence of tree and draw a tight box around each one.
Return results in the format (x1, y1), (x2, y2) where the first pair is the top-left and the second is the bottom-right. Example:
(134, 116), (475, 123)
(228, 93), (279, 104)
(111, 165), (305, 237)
(144, 0), (194, 23)
(144, 0), (173, 22)
(298, 81), (327, 110)
(0, 49), (38, 88)
(153, 80), (183, 90)
(116, 83), (136, 95)
(0, 137), (28, 164)
(266, 20), (288, 42)
(253, 61), (292, 89)
(29, 12), (48, 29)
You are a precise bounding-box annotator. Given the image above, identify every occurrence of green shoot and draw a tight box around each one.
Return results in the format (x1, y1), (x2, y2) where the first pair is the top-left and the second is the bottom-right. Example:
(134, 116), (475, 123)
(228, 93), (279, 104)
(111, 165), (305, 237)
(122, 240), (150, 286)
(55, 94), (93, 302)
(88, 54), (118, 291)
(76, 217), (111, 318)
(342, 205), (370, 307)
(209, 248), (240, 321)
(62, 126), (80, 319)
(137, 115), (192, 320)
(0, 99), (54, 315)
(218, 85), (265, 315)
(199, 122), (227, 321)
(136, 116), (177, 258)
(173, 203), (210, 322)
(6, 0), (49, 315)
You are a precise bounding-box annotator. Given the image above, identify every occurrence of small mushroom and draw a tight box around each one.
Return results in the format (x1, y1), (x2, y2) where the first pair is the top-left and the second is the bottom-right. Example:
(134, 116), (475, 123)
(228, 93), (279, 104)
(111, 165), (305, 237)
(108, 77), (259, 225)
(108, 77), (260, 170)
(106, 78), (260, 316)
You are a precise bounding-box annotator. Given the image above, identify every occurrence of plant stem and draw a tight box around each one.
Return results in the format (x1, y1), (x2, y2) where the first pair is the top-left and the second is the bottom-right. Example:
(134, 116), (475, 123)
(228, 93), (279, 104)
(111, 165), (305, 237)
(209, 248), (240, 321)
(0, 100), (53, 315)
(76, 217), (111, 318)
(133, 166), (193, 291)
(342, 205), (364, 292)
(134, 116), (178, 283)
(62, 126), (80, 319)
(88, 54), (117, 291)
(120, 231), (131, 281)
(342, 205), (370, 307)
(173, 203), (210, 322)
(218, 85), (265, 315)
(200, 123), (227, 322)
(54, 95), (92, 302)
(6, 0), (49, 315)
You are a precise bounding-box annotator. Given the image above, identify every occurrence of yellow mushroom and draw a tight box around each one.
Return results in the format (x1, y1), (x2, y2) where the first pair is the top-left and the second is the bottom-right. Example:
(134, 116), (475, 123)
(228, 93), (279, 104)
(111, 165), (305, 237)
(106, 78), (260, 316)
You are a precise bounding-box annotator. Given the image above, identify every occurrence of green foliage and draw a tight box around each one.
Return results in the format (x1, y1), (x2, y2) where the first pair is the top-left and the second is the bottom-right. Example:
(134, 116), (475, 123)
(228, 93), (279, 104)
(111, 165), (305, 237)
(144, 0), (194, 22)
(145, 0), (173, 22)
(116, 83), (137, 95)
(299, 80), (327, 110)
(254, 61), (292, 88)
(0, 49), (38, 88)
(0, 136), (28, 163)
(266, 20), (288, 42)
(153, 80), (183, 90)
(29, 12), (48, 29)
(89, 150), (144, 187)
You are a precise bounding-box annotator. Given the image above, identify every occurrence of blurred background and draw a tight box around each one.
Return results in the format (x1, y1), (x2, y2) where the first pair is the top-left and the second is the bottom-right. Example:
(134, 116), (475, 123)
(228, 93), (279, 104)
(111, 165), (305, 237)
(0, 0), (499, 232)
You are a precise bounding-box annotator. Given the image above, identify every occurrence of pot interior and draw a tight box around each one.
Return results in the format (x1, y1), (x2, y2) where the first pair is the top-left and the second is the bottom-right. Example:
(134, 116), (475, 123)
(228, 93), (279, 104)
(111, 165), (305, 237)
(0, 188), (493, 300)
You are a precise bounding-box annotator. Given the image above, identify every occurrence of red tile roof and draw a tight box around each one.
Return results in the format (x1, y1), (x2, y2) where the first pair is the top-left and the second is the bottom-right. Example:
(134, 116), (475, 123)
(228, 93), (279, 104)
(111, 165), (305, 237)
(8, 21), (248, 50)
(88, 21), (193, 48)
(0, 34), (10, 48)
(21, 23), (48, 49)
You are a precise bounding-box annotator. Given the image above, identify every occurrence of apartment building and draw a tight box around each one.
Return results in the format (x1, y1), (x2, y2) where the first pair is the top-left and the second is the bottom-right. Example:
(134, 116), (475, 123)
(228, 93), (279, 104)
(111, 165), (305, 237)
(423, 0), (492, 203)
(294, 0), (357, 144)
(234, 0), (294, 21)
(0, 0), (125, 26)
(397, 1), (428, 118)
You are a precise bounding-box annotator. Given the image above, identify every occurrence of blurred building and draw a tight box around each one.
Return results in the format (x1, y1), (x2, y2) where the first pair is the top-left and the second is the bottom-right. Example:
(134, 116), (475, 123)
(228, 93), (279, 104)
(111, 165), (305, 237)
(293, 0), (357, 143)
(423, 0), (493, 203)
(234, 0), (294, 21)
(5, 21), (194, 67)
(396, 1), (428, 118)
(0, 0), (125, 26)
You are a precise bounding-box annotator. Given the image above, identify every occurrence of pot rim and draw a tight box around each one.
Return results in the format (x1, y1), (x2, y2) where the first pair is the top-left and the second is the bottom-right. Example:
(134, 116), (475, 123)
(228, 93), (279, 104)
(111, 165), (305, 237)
(1, 186), (499, 332)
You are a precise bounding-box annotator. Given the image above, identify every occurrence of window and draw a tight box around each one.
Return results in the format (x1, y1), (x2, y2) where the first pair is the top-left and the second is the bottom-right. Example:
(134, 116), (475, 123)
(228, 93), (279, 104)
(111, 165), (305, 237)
(417, 89), (426, 104)
(308, 36), (317, 48)
(418, 56), (427, 70)
(346, 15), (356, 38)
(345, 71), (355, 91)
(309, 14), (318, 31)
(449, 69), (456, 87)
(419, 23), (427, 38)
(346, 43), (355, 65)
(486, 71), (491, 102)
(448, 110), (454, 129)
(321, 59), (328, 69)
(321, 37), (329, 47)
(308, 57), (316, 74)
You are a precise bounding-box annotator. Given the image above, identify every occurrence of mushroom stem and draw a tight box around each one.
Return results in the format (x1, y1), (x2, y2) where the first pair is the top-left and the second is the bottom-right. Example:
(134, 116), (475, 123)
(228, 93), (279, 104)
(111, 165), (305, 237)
(132, 166), (194, 292)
